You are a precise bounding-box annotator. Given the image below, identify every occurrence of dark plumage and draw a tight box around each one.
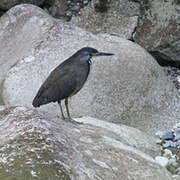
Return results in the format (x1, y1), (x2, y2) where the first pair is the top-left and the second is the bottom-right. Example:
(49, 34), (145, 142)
(32, 47), (114, 122)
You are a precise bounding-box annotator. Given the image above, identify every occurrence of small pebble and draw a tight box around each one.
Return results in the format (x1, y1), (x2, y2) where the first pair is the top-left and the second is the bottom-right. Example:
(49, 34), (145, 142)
(155, 131), (174, 140)
(83, 0), (89, 6)
(174, 122), (180, 129)
(163, 141), (177, 148)
(162, 141), (172, 148)
(155, 138), (162, 144)
(161, 131), (174, 140)
(163, 149), (173, 157)
(67, 0), (71, 5)
(155, 131), (164, 139)
(71, 5), (81, 13)
(0, 106), (5, 111)
(174, 128), (180, 141)
(176, 167), (180, 175)
(155, 156), (168, 167)
(170, 141), (177, 148)
(172, 174), (180, 179)
(176, 140), (180, 149)
(24, 56), (35, 63)
(156, 122), (180, 175)
(177, 76), (180, 83)
(168, 158), (178, 167)
(66, 11), (73, 18)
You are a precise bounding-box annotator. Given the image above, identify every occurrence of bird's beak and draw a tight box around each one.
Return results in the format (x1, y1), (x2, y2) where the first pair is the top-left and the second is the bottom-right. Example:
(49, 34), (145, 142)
(95, 52), (114, 56)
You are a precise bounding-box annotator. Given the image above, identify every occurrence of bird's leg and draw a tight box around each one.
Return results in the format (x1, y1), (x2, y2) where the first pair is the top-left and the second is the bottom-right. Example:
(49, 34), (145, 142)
(58, 101), (65, 120)
(65, 98), (83, 124)
(65, 98), (71, 119)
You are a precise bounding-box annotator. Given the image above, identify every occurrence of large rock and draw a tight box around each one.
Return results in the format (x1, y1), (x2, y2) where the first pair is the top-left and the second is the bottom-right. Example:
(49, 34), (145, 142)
(134, 0), (180, 61)
(0, 106), (173, 179)
(0, 0), (45, 10)
(1, 4), (180, 135)
(71, 0), (140, 39)
(0, 4), (55, 104)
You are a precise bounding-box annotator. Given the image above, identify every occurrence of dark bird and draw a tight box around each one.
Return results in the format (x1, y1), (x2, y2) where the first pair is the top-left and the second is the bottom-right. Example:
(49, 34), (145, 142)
(32, 47), (114, 123)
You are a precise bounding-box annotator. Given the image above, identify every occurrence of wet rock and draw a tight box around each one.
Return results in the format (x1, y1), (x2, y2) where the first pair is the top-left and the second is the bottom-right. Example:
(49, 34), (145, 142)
(0, 106), (173, 179)
(1, 4), (180, 136)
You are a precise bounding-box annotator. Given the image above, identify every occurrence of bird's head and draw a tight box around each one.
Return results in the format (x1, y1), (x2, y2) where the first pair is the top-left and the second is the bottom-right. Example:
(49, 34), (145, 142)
(76, 47), (114, 60)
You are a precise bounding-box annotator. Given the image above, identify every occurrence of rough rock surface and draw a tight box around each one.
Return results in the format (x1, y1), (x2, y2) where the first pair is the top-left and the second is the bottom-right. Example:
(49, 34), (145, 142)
(0, 106), (173, 179)
(0, 0), (45, 10)
(71, 0), (140, 39)
(0, 5), (178, 133)
(0, 4), (55, 104)
(1, 4), (180, 135)
(134, 0), (180, 61)
(48, 0), (67, 18)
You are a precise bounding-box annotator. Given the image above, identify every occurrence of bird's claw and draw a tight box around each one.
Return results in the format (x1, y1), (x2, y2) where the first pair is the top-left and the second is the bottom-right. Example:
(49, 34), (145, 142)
(62, 117), (83, 125)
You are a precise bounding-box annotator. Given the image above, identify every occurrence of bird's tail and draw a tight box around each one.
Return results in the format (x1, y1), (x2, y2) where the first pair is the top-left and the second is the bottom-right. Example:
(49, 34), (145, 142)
(32, 96), (41, 107)
(32, 96), (47, 107)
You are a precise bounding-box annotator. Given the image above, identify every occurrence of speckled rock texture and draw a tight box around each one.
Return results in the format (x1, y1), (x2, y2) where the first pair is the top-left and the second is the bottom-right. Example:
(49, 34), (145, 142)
(71, 0), (140, 39)
(0, 106), (173, 180)
(48, 0), (67, 18)
(134, 0), (180, 61)
(0, 0), (45, 10)
(0, 4), (54, 104)
(1, 4), (180, 135)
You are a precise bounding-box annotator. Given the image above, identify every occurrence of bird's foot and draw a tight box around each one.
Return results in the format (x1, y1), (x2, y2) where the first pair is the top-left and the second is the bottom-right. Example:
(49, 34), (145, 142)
(67, 118), (83, 125)
(62, 117), (83, 125)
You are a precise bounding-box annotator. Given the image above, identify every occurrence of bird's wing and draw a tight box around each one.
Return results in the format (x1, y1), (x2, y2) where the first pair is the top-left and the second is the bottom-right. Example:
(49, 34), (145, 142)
(32, 62), (77, 107)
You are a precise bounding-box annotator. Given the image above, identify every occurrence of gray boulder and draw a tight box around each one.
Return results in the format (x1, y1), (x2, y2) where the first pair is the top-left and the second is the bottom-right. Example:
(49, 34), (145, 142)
(0, 0), (45, 10)
(1, 4), (180, 135)
(134, 0), (180, 61)
(0, 106), (173, 180)
(0, 4), (55, 104)
(71, 0), (140, 39)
